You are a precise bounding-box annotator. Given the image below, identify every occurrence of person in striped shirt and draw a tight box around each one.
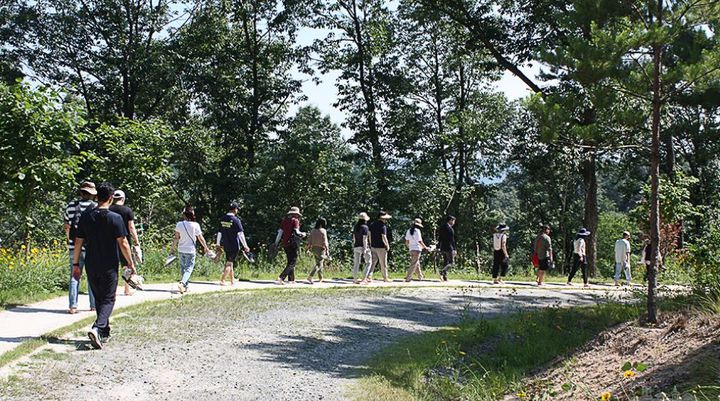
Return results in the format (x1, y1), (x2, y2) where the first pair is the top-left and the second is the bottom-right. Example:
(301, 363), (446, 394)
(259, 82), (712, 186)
(63, 181), (97, 314)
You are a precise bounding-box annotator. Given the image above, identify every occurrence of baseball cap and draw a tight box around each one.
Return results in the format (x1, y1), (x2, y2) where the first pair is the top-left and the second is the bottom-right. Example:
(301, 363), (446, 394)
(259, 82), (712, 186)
(112, 190), (125, 199)
(79, 181), (97, 195)
(229, 202), (240, 210)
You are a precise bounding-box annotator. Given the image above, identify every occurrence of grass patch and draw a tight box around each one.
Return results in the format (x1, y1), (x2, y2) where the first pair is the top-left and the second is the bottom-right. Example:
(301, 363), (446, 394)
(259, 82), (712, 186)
(355, 302), (644, 401)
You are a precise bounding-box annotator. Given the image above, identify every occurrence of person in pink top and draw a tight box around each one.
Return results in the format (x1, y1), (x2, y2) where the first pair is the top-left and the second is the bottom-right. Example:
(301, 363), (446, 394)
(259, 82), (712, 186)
(275, 207), (306, 284)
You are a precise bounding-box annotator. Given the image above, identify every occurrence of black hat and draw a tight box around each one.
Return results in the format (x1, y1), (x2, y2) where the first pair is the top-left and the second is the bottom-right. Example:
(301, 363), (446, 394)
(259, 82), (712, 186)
(228, 202), (239, 211)
(496, 223), (510, 231)
(577, 228), (591, 236)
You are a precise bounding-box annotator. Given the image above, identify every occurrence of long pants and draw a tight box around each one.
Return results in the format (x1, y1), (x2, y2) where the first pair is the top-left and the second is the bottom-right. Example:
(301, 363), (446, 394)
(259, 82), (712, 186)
(439, 250), (454, 275)
(87, 267), (118, 338)
(491, 250), (508, 278)
(353, 247), (371, 281)
(405, 250), (423, 281)
(68, 249), (95, 309)
(179, 252), (196, 286)
(365, 248), (388, 280)
(615, 262), (631, 282)
(568, 253), (588, 284)
(308, 247), (325, 280)
(279, 243), (299, 281)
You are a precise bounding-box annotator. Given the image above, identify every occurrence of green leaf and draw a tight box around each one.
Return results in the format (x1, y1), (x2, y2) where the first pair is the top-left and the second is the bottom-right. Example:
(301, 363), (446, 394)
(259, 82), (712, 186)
(635, 362), (648, 372)
(621, 362), (632, 371)
(561, 382), (572, 391)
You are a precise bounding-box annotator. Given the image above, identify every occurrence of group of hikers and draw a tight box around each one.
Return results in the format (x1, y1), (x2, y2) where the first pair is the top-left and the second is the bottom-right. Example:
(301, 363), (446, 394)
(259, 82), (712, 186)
(64, 180), (642, 349)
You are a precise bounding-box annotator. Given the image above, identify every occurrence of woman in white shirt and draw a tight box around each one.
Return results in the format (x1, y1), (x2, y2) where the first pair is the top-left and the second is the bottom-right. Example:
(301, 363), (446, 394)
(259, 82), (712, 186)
(567, 228), (591, 287)
(170, 206), (211, 294)
(404, 218), (429, 282)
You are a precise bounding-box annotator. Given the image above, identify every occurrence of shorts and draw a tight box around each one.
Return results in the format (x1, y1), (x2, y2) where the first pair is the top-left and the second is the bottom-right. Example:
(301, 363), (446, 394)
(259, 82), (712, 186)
(225, 250), (239, 263)
(538, 257), (551, 271)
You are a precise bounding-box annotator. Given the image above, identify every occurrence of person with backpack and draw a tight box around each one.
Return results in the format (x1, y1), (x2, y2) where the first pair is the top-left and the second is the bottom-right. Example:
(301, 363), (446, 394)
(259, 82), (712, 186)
(215, 202), (250, 286)
(533, 225), (553, 286)
(72, 182), (135, 349)
(492, 224), (510, 284)
(63, 181), (97, 314)
(437, 216), (457, 282)
(567, 228), (591, 287)
(404, 218), (430, 282)
(307, 217), (330, 284)
(171, 206), (211, 294)
(109, 190), (143, 295)
(275, 207), (305, 285)
(351, 213), (372, 284)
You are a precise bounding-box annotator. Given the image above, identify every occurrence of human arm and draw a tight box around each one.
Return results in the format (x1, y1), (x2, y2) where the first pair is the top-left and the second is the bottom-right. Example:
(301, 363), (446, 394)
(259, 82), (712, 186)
(72, 239), (83, 279)
(502, 235), (509, 258)
(238, 232), (250, 253)
(64, 223), (70, 243)
(274, 229), (283, 245)
(322, 229), (329, 253)
(117, 237), (135, 273)
(382, 234), (390, 250)
(170, 231), (180, 254)
(197, 234), (210, 254)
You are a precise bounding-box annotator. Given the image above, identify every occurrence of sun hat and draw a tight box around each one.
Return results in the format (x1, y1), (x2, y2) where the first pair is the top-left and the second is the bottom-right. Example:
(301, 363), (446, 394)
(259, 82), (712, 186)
(496, 223), (510, 231)
(358, 212), (370, 221)
(112, 190), (125, 199)
(79, 181), (97, 195)
(287, 206), (302, 216)
(378, 212), (392, 219)
(578, 228), (591, 236)
(622, 231), (631, 237)
(413, 218), (424, 228)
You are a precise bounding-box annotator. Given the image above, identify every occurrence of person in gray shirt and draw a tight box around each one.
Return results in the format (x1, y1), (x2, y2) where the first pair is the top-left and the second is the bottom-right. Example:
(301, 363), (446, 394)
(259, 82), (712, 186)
(534, 225), (553, 286)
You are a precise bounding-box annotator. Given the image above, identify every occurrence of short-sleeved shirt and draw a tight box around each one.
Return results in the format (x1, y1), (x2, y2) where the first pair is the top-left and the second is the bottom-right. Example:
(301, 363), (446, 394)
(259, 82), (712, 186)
(405, 228), (423, 251)
(535, 233), (552, 259)
(64, 199), (97, 249)
(109, 204), (135, 243)
(369, 221), (388, 248)
(176, 221), (202, 254)
(76, 208), (128, 272)
(353, 223), (369, 248)
(438, 223), (456, 252)
(615, 238), (631, 263)
(574, 238), (586, 257)
(281, 217), (301, 247)
(219, 214), (244, 252)
(309, 228), (328, 249)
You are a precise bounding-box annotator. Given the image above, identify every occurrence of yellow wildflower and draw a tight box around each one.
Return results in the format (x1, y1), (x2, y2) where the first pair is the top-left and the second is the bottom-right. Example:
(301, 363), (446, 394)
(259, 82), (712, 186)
(516, 391), (526, 399)
(20, 244), (26, 250)
(623, 370), (636, 378)
(601, 391), (612, 401)
(459, 351), (466, 356)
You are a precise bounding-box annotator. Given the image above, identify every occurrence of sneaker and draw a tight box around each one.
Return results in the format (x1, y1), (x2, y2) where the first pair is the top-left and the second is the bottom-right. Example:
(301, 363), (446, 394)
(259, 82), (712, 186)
(68, 307), (77, 314)
(88, 328), (102, 350)
(100, 335), (111, 344)
(275, 279), (285, 285)
(177, 282), (186, 294)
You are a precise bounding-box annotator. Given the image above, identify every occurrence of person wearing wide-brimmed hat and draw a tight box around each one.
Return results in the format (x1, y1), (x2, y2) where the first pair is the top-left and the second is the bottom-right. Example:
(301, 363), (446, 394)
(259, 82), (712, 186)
(567, 228), (591, 287)
(404, 218), (430, 282)
(275, 206), (306, 284)
(363, 211), (392, 283)
(492, 224), (510, 284)
(63, 181), (97, 314)
(351, 212), (372, 284)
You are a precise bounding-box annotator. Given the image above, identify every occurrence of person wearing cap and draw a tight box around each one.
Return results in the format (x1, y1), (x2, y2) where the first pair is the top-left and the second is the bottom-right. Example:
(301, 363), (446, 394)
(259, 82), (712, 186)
(171, 206), (211, 294)
(614, 231), (632, 286)
(109, 190), (142, 296)
(437, 216), (457, 282)
(307, 217), (330, 284)
(533, 225), (553, 286)
(216, 202), (250, 285)
(275, 207), (306, 284)
(363, 212), (392, 283)
(404, 218), (430, 282)
(352, 212), (372, 284)
(73, 182), (135, 349)
(567, 228), (591, 287)
(63, 181), (97, 314)
(492, 224), (510, 284)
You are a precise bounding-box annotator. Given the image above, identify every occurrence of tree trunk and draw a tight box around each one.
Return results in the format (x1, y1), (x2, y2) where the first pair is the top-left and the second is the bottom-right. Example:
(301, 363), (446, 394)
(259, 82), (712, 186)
(582, 152), (598, 277)
(647, 2), (663, 325)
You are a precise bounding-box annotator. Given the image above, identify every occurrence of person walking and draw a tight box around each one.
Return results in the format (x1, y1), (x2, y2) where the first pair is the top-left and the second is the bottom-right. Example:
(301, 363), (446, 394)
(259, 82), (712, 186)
(307, 218), (330, 284)
(492, 224), (510, 284)
(72, 182), (135, 349)
(275, 207), (305, 285)
(437, 216), (456, 282)
(171, 206), (211, 294)
(109, 190), (143, 296)
(534, 225), (553, 286)
(215, 202), (250, 286)
(63, 181), (97, 314)
(351, 212), (372, 284)
(567, 228), (591, 287)
(404, 218), (430, 282)
(614, 231), (632, 286)
(363, 212), (392, 283)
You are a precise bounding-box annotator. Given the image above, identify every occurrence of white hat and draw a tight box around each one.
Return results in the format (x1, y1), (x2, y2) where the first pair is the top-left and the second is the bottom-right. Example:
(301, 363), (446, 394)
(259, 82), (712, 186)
(358, 212), (370, 221)
(413, 218), (423, 228)
(379, 212), (392, 219)
(113, 190), (125, 199)
(287, 206), (302, 216)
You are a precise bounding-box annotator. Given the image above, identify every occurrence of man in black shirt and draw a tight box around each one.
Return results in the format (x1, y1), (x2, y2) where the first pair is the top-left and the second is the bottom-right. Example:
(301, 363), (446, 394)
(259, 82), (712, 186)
(363, 212), (391, 283)
(74, 182), (135, 349)
(110, 190), (143, 295)
(438, 216), (457, 281)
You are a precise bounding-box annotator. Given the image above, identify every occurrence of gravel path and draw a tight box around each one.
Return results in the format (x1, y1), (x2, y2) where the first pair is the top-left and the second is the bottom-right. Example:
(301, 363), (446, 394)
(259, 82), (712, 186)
(0, 287), (614, 401)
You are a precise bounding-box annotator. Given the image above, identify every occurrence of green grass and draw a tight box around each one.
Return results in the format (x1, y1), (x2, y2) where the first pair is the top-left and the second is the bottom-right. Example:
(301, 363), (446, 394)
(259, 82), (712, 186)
(353, 302), (645, 401)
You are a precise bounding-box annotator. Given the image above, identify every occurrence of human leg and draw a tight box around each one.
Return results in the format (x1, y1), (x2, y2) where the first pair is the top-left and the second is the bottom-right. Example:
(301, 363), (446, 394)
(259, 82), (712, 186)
(279, 244), (298, 281)
(377, 248), (389, 281)
(87, 267), (118, 340)
(405, 251), (420, 281)
(568, 254), (580, 283)
(179, 252), (196, 287)
(352, 247), (362, 281)
(364, 248), (380, 281)
(492, 250), (502, 282)
(614, 262), (622, 285)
